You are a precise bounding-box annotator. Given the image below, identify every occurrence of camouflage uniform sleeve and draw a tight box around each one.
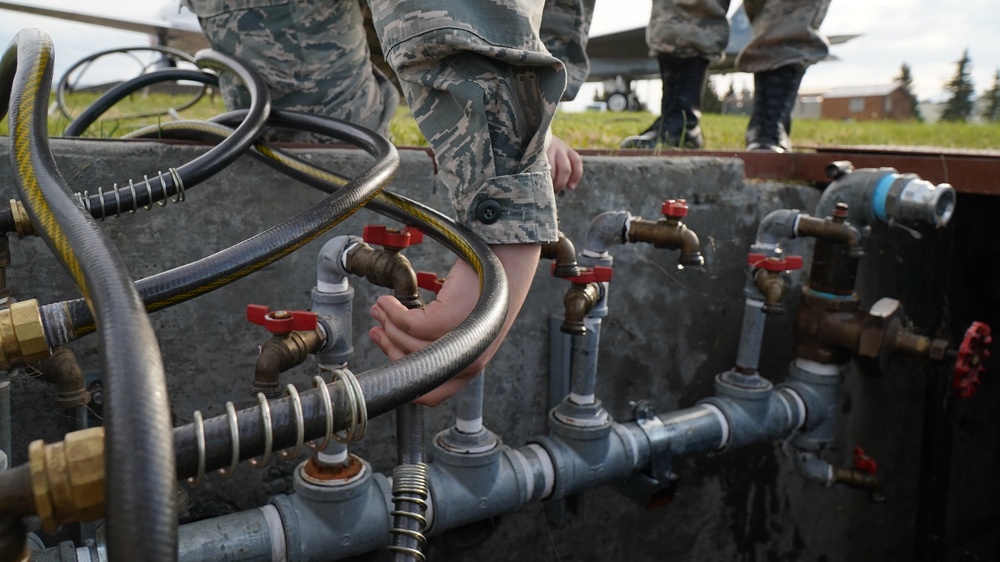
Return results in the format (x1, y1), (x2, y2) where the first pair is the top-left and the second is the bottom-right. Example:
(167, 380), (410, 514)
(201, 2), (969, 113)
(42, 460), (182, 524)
(370, 0), (564, 245)
(540, 0), (596, 101)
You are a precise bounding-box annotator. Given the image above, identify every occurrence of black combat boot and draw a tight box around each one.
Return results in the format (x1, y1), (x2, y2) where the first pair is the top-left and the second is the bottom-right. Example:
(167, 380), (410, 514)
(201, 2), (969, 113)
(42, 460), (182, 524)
(745, 64), (807, 152)
(622, 53), (709, 149)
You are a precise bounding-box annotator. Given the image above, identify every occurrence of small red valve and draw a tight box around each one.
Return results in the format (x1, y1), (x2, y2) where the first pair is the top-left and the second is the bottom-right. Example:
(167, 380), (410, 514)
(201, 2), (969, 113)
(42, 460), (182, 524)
(558, 265), (614, 284)
(747, 253), (804, 272)
(854, 445), (877, 475)
(362, 225), (424, 249)
(661, 199), (689, 219)
(247, 304), (318, 334)
(416, 271), (444, 294)
(953, 321), (992, 398)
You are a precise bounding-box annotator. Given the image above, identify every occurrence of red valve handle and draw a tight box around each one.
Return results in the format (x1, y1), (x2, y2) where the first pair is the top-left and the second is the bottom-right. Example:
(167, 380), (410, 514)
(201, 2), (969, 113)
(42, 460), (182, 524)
(747, 253), (804, 272)
(555, 264), (613, 284)
(953, 321), (992, 398)
(247, 304), (318, 334)
(417, 271), (444, 294)
(661, 199), (689, 218)
(854, 445), (877, 475)
(362, 225), (424, 249)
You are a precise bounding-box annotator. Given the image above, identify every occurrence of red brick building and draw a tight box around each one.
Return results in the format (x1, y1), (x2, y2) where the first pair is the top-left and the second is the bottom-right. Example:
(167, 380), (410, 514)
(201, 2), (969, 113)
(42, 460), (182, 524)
(818, 84), (914, 121)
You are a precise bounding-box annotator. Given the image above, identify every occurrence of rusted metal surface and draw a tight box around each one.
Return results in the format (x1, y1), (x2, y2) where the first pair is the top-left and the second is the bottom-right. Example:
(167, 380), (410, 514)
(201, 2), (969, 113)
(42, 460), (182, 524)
(576, 147), (1000, 195)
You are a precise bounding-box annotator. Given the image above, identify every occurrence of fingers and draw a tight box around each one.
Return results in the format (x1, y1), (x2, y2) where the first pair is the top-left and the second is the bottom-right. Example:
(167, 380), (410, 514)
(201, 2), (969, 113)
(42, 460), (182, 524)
(548, 142), (572, 193)
(546, 135), (584, 194)
(566, 145), (583, 190)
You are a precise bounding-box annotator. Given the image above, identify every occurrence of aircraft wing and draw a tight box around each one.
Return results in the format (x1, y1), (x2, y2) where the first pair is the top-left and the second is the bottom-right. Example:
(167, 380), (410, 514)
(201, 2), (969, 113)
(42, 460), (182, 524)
(0, 1), (209, 53)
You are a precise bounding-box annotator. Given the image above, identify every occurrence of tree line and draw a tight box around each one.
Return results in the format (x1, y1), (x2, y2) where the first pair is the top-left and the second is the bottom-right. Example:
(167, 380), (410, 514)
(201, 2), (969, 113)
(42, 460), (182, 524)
(900, 50), (999, 123)
(699, 49), (1000, 123)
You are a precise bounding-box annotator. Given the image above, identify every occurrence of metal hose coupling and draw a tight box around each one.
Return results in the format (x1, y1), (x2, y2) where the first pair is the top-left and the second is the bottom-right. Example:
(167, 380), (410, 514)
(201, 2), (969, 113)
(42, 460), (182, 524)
(0, 299), (50, 370)
(28, 427), (106, 533)
(817, 166), (956, 230)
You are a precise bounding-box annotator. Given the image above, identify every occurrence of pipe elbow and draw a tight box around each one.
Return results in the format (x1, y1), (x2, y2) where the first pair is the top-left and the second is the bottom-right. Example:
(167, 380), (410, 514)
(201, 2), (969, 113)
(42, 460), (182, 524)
(317, 235), (362, 293)
(345, 245), (424, 309)
(541, 232), (582, 278)
(583, 211), (630, 257)
(389, 258), (422, 310)
(251, 330), (323, 398)
(37, 346), (89, 409)
(793, 449), (835, 487)
(754, 209), (801, 254)
(677, 224), (704, 267)
(561, 284), (599, 335)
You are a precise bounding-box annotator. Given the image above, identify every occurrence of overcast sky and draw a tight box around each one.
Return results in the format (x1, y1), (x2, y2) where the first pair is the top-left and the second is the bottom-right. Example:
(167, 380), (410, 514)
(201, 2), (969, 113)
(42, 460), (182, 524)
(0, 0), (997, 106)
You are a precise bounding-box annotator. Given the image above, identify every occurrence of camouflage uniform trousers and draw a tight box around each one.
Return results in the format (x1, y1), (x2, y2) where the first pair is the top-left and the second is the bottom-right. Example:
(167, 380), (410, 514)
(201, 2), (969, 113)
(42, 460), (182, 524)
(185, 0), (562, 245)
(182, 0), (396, 137)
(648, 0), (831, 73)
(540, 0), (596, 101)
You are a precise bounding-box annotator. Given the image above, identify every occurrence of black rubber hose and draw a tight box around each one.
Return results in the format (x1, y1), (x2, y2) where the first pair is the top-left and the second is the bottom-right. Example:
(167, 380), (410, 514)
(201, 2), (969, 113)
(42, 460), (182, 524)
(2, 28), (176, 562)
(41, 110), (397, 342)
(56, 45), (201, 121)
(63, 68), (212, 136)
(65, 54), (270, 218)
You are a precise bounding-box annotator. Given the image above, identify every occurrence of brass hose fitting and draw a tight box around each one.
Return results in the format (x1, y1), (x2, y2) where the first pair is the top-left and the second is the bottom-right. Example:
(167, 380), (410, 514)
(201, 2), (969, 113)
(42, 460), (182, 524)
(562, 282), (601, 335)
(833, 467), (885, 502)
(29, 427), (106, 532)
(541, 231), (582, 278)
(795, 212), (863, 258)
(9, 200), (34, 239)
(0, 299), (50, 370)
(37, 346), (91, 409)
(627, 217), (704, 267)
(252, 329), (324, 397)
(346, 243), (423, 310)
(754, 270), (788, 314)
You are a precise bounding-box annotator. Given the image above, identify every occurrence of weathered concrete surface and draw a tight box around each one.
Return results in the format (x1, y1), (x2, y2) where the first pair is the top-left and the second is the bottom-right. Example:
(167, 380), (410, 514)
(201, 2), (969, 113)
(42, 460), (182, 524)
(0, 139), (993, 561)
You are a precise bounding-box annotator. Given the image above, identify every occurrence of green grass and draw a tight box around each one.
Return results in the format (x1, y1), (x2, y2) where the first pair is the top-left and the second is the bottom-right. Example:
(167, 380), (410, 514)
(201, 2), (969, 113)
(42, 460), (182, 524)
(6, 92), (999, 152)
(393, 107), (1000, 151)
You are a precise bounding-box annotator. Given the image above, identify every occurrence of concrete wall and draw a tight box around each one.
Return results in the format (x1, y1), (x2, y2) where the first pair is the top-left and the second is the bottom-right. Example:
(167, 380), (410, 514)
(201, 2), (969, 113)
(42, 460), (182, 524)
(1, 139), (993, 561)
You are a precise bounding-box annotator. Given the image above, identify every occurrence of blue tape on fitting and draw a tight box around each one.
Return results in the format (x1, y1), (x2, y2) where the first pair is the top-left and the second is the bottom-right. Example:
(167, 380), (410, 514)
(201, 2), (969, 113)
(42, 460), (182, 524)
(806, 288), (855, 301)
(871, 173), (896, 222)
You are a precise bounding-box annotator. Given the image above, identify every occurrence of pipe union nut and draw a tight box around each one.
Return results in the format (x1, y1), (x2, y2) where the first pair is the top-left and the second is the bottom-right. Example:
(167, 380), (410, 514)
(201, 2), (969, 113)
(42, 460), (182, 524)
(0, 299), (49, 369)
(29, 427), (106, 532)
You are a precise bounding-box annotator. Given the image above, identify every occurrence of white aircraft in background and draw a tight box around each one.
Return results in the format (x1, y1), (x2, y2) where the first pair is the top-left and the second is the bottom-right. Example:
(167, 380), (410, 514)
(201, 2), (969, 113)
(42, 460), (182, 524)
(0, 0), (207, 53)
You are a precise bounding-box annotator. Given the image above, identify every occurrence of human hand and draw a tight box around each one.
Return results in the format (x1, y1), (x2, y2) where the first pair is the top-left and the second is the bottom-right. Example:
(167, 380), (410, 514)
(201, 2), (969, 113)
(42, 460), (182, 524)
(547, 135), (583, 194)
(369, 244), (541, 406)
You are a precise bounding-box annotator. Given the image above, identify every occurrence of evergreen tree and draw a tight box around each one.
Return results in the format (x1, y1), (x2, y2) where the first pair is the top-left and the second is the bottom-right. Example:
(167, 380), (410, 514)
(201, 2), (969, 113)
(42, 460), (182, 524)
(895, 63), (922, 121)
(702, 78), (723, 114)
(981, 70), (1000, 123)
(941, 49), (976, 122)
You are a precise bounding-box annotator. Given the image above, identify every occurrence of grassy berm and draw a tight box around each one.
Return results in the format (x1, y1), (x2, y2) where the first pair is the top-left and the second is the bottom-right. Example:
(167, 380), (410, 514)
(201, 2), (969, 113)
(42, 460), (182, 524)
(6, 92), (999, 152)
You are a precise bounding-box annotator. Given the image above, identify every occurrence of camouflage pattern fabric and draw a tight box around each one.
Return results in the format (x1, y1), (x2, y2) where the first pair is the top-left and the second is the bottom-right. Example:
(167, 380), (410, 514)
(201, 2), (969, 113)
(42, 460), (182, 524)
(648, 0), (830, 72)
(540, 0), (596, 100)
(370, 0), (562, 244)
(184, 0), (561, 244)
(181, 0), (394, 136)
